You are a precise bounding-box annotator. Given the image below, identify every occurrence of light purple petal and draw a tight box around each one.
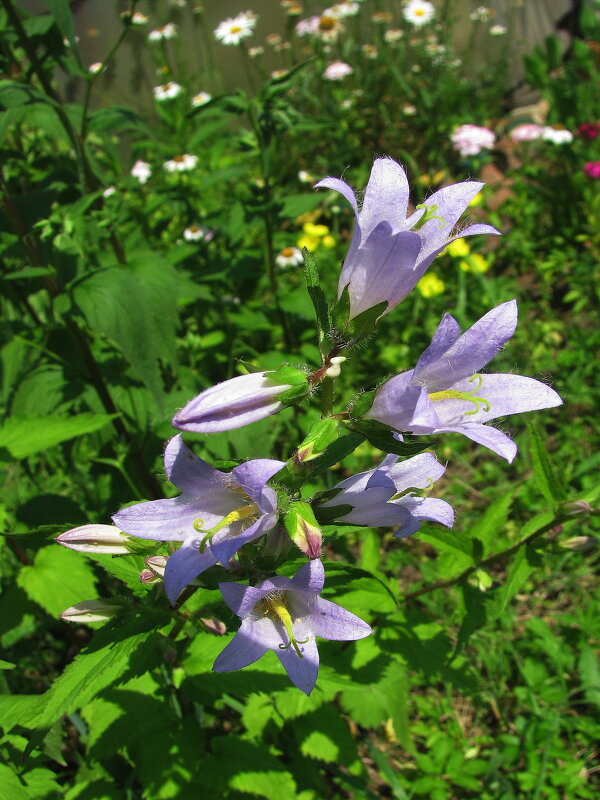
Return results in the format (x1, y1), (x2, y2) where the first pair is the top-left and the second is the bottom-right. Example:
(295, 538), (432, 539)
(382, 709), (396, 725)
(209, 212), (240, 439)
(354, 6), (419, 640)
(435, 373), (562, 424)
(332, 491), (412, 527)
(219, 581), (264, 617)
(415, 224), (501, 275)
(360, 158), (410, 239)
(275, 634), (319, 695)
(231, 459), (285, 508)
(287, 558), (325, 595)
(163, 537), (218, 605)
(212, 622), (269, 672)
(308, 597), (373, 641)
(413, 300), (518, 389)
(417, 181), (485, 257)
(210, 512), (278, 566)
(386, 452), (446, 492)
(345, 225), (424, 319)
(434, 422), (518, 462)
(172, 372), (288, 433)
(393, 496), (454, 537)
(413, 314), (461, 374)
(163, 434), (225, 495)
(112, 488), (240, 542)
(314, 176), (359, 217)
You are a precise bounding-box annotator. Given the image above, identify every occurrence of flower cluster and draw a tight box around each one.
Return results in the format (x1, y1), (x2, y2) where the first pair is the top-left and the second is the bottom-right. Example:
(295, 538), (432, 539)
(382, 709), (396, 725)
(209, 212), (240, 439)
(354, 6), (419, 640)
(58, 157), (562, 694)
(450, 124), (496, 157)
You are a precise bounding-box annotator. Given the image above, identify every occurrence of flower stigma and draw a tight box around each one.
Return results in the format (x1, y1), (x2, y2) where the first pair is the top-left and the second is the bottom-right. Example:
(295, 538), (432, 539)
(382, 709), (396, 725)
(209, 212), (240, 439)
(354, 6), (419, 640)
(258, 594), (309, 657)
(428, 373), (491, 415)
(193, 504), (257, 552)
(414, 203), (446, 229)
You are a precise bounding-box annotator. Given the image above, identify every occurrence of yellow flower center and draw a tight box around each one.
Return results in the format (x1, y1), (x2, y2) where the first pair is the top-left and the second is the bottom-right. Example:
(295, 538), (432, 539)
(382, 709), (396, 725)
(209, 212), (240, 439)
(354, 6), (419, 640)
(193, 503), (257, 552)
(257, 595), (309, 657)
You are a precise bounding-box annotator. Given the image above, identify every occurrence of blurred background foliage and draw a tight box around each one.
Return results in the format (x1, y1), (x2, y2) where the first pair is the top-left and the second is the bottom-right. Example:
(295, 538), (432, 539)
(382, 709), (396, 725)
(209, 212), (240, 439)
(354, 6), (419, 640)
(1, 0), (599, 798)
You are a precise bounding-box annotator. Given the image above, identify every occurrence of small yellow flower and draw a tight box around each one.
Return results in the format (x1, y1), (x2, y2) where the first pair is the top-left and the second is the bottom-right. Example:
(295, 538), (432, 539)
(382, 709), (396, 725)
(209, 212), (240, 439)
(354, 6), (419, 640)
(297, 222), (335, 251)
(446, 238), (470, 257)
(417, 272), (445, 297)
(459, 253), (489, 273)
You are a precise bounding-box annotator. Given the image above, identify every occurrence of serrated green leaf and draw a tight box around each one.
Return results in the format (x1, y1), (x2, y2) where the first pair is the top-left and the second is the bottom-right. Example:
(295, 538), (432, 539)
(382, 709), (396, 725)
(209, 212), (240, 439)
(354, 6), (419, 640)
(495, 545), (535, 615)
(0, 414), (114, 459)
(32, 615), (164, 734)
(17, 546), (98, 617)
(294, 706), (358, 765)
(302, 248), (332, 357)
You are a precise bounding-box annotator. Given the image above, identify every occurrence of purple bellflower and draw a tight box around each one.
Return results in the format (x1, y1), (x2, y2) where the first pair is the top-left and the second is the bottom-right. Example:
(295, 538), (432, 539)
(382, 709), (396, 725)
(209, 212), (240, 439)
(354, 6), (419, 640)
(318, 452), (453, 537)
(315, 157), (499, 320)
(213, 559), (372, 694)
(112, 435), (284, 605)
(172, 369), (308, 434)
(364, 300), (562, 463)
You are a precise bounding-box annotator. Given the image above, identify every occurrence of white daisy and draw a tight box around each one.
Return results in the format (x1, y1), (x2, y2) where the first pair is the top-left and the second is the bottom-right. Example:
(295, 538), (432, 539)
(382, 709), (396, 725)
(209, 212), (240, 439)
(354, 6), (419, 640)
(298, 170), (315, 183)
(148, 23), (177, 42)
(275, 247), (304, 268)
(489, 24), (507, 35)
(184, 225), (214, 242)
(403, 0), (435, 27)
(164, 154), (198, 172)
(153, 81), (182, 101)
(192, 91), (212, 107)
(214, 13), (256, 45)
(102, 186), (116, 198)
(384, 29), (404, 43)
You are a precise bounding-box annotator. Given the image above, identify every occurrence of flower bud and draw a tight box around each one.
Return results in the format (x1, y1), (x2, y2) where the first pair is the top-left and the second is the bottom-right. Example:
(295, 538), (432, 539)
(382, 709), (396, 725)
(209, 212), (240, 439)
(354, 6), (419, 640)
(56, 524), (131, 554)
(61, 599), (127, 623)
(199, 617), (227, 635)
(145, 555), (168, 578)
(559, 536), (597, 552)
(560, 500), (593, 516)
(295, 418), (339, 463)
(283, 502), (322, 559)
(172, 367), (309, 433)
(139, 569), (160, 584)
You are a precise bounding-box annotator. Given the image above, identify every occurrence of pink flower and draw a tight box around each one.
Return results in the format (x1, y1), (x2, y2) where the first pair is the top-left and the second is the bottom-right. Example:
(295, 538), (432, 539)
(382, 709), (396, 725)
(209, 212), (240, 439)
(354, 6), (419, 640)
(578, 123), (600, 140)
(451, 124), (495, 157)
(510, 123), (543, 142)
(583, 161), (600, 179)
(323, 61), (353, 80)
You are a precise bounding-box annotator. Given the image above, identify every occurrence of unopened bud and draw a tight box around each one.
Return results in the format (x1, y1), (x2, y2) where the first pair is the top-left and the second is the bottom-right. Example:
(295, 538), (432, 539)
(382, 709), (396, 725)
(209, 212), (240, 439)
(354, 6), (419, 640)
(56, 524), (131, 554)
(199, 617), (227, 635)
(560, 500), (593, 516)
(325, 356), (347, 378)
(284, 501), (322, 559)
(559, 536), (597, 552)
(139, 569), (160, 584)
(61, 598), (127, 623)
(172, 367), (309, 433)
(145, 555), (168, 578)
(295, 418), (339, 463)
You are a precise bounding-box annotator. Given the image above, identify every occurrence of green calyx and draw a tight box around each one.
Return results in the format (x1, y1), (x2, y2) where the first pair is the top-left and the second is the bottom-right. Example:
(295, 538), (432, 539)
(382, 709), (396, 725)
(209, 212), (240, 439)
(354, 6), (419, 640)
(266, 366), (310, 407)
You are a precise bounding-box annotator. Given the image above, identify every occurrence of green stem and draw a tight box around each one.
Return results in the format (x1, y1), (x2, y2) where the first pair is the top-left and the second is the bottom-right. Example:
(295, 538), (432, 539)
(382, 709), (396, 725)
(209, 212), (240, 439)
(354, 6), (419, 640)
(404, 514), (568, 601)
(321, 377), (334, 416)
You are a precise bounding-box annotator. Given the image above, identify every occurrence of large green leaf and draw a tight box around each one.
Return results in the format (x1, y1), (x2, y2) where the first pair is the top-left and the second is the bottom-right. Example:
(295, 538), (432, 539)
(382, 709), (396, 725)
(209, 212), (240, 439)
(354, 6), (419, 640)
(72, 257), (180, 404)
(0, 414), (114, 459)
(17, 546), (98, 617)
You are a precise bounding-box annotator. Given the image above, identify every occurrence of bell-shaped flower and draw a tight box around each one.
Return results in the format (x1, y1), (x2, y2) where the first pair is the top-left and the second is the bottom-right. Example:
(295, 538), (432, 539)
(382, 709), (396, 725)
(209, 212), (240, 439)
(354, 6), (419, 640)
(213, 560), (372, 694)
(112, 435), (285, 604)
(363, 300), (562, 462)
(172, 367), (309, 433)
(317, 452), (453, 537)
(316, 157), (499, 320)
